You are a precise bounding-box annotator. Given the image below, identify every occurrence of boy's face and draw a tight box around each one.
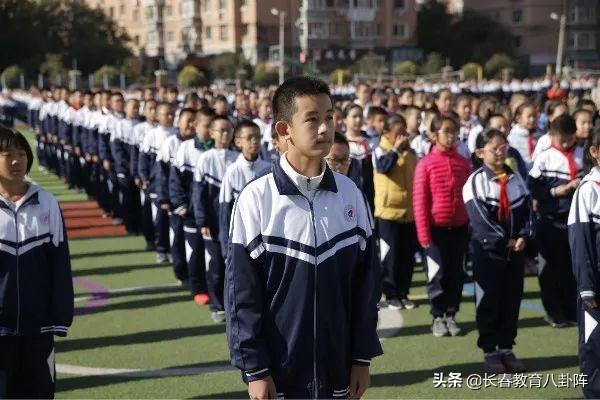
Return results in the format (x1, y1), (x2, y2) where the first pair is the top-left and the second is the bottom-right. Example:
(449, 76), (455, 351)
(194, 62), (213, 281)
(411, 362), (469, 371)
(236, 95), (249, 111)
(551, 131), (576, 150)
(488, 116), (509, 136)
(576, 112), (592, 141)
(157, 104), (174, 127)
(518, 106), (537, 131)
(373, 114), (388, 134)
(210, 119), (234, 148)
(178, 112), (196, 139)
(101, 93), (110, 108)
(125, 100), (139, 119)
(333, 110), (344, 132)
(399, 91), (413, 106)
(234, 126), (261, 158)
(326, 142), (351, 175)
(550, 104), (568, 122)
(455, 99), (471, 122)
(215, 100), (228, 116)
(83, 94), (93, 107)
(110, 96), (124, 114)
(388, 122), (407, 143)
(357, 85), (370, 105)
(144, 89), (155, 101)
(435, 91), (452, 114)
(259, 100), (272, 119)
(283, 94), (334, 159)
(405, 111), (421, 132)
(195, 114), (212, 140)
(144, 102), (157, 122)
(0, 144), (28, 182)
(345, 107), (363, 133)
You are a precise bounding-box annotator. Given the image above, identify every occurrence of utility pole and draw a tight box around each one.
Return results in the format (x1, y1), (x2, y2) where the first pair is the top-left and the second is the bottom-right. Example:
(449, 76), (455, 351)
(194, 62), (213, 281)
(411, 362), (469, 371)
(271, 8), (286, 84)
(555, 0), (567, 77)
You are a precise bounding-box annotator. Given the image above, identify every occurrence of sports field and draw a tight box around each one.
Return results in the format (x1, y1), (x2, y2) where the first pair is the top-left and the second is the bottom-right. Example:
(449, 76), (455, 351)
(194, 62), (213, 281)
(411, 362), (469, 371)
(21, 129), (583, 398)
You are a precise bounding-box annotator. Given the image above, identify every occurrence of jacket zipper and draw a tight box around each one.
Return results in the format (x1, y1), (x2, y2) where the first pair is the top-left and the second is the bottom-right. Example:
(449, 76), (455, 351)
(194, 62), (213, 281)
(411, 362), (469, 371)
(14, 209), (20, 334)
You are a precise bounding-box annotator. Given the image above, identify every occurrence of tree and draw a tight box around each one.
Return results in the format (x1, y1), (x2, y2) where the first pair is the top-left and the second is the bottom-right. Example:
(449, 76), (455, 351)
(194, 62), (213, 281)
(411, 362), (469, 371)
(40, 54), (67, 85)
(178, 65), (207, 88)
(460, 62), (482, 80)
(1, 65), (23, 89)
(252, 63), (278, 87)
(394, 61), (417, 76)
(484, 53), (516, 79)
(419, 53), (444, 75)
(209, 52), (252, 81)
(328, 68), (352, 85)
(351, 52), (387, 75)
(93, 65), (120, 87)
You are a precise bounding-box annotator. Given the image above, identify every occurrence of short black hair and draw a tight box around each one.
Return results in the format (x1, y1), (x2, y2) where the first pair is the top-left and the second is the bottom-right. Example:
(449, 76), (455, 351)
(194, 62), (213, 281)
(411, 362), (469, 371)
(388, 114), (406, 127)
(234, 120), (260, 137)
(0, 125), (34, 173)
(333, 131), (349, 147)
(367, 106), (388, 119)
(196, 107), (215, 119)
(214, 95), (228, 104)
(178, 107), (196, 120)
(430, 113), (459, 133)
(549, 114), (576, 136)
(272, 76), (331, 125)
(210, 115), (232, 128)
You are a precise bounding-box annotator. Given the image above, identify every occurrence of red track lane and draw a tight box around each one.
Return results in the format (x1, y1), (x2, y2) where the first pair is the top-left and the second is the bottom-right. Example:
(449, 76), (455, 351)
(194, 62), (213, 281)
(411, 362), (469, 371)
(60, 201), (127, 239)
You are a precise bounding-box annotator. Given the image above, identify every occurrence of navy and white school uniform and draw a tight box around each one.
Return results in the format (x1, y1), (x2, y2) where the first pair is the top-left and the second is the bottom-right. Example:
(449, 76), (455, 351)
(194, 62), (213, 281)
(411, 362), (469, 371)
(131, 121), (157, 247)
(225, 155), (382, 397)
(568, 167), (600, 399)
(508, 124), (538, 171)
(72, 105), (90, 192)
(99, 112), (124, 220)
(460, 118), (483, 149)
(528, 144), (584, 324)
(463, 165), (534, 353)
(55, 100), (69, 179)
(139, 125), (177, 254)
(112, 118), (142, 233)
(192, 148), (239, 312)
(58, 105), (80, 187)
(157, 133), (187, 281)
(169, 137), (211, 296)
(0, 185), (73, 398)
(253, 116), (276, 162)
(218, 154), (271, 258)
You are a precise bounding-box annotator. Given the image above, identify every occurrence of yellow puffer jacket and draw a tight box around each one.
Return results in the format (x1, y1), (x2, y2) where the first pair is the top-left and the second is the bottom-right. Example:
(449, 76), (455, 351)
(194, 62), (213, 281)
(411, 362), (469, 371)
(373, 136), (417, 223)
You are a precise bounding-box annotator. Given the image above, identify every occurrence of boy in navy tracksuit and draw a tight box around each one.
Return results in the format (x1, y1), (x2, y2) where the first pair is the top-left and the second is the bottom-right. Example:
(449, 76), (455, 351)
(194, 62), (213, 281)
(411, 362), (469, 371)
(170, 108), (215, 305)
(568, 130), (600, 398)
(0, 127), (74, 398)
(139, 103), (177, 262)
(225, 77), (382, 400)
(464, 128), (533, 374)
(529, 115), (583, 328)
(111, 98), (141, 234)
(218, 120), (271, 260)
(157, 108), (196, 284)
(193, 116), (238, 322)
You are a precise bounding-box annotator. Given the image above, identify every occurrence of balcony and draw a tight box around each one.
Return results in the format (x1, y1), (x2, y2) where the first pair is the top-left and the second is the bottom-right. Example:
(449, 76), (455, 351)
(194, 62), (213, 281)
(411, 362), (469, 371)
(344, 7), (375, 21)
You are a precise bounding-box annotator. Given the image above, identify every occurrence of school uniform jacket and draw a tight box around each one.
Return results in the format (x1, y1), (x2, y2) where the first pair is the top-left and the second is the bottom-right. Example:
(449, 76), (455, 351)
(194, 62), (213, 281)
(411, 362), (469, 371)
(528, 145), (584, 220)
(156, 133), (184, 205)
(130, 121), (155, 179)
(507, 124), (537, 171)
(225, 155), (382, 391)
(463, 165), (534, 254)
(0, 185), (73, 336)
(568, 167), (600, 301)
(98, 113), (124, 163)
(111, 119), (140, 179)
(218, 154), (271, 256)
(192, 148), (239, 235)
(138, 125), (177, 196)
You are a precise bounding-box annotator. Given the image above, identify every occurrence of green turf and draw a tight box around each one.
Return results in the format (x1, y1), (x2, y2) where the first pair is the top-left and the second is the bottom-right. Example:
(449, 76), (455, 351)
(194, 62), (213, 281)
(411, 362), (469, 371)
(17, 128), (584, 398)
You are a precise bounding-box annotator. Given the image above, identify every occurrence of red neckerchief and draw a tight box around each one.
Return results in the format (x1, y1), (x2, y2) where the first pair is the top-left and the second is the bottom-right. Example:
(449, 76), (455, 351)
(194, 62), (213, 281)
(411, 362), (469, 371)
(551, 143), (578, 180)
(496, 174), (510, 222)
(527, 132), (535, 157)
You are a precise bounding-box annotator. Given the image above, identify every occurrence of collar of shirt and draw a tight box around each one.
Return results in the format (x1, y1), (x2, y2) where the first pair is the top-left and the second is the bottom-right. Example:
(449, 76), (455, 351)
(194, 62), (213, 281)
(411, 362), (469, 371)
(280, 152), (325, 199)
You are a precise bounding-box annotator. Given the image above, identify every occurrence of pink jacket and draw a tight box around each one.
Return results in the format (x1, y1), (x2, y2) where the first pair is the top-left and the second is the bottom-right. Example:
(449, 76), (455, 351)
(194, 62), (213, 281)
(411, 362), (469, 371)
(413, 147), (471, 246)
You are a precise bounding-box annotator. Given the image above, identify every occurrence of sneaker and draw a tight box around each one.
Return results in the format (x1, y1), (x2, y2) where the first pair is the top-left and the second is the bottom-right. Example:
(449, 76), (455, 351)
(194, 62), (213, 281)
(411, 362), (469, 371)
(400, 297), (416, 310)
(499, 349), (526, 373)
(544, 315), (568, 328)
(484, 352), (506, 374)
(445, 315), (462, 336)
(156, 252), (169, 263)
(386, 298), (403, 310)
(211, 310), (225, 323)
(194, 292), (210, 305)
(431, 317), (449, 337)
(112, 218), (124, 226)
(177, 278), (189, 287)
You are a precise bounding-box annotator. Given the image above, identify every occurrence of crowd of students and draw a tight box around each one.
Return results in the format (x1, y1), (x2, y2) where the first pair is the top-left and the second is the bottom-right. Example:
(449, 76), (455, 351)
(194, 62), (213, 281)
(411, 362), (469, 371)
(2, 74), (600, 397)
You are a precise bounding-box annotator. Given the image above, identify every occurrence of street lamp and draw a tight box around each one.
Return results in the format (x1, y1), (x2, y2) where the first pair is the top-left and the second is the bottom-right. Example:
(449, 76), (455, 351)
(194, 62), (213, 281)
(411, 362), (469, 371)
(550, 0), (567, 77)
(271, 8), (286, 84)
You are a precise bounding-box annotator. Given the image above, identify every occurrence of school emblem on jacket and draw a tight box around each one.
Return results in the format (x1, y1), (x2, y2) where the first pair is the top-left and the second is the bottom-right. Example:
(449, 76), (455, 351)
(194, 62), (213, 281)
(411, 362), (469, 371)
(344, 204), (355, 222)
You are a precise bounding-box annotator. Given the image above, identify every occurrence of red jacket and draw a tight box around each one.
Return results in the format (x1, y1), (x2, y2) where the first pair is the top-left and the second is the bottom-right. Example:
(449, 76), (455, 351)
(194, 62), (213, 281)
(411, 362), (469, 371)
(413, 146), (471, 246)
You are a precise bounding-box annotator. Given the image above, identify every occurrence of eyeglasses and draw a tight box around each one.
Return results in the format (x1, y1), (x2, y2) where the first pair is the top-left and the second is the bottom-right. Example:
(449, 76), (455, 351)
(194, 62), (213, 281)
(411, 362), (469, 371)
(325, 156), (351, 166)
(239, 134), (261, 142)
(483, 144), (509, 155)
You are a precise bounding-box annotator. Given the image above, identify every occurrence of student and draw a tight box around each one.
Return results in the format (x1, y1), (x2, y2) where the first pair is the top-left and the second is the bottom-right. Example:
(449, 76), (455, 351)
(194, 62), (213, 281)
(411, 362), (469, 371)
(401, 105), (422, 142)
(0, 127), (73, 398)
(434, 89), (452, 115)
(455, 94), (482, 145)
(131, 100), (158, 251)
(411, 110), (437, 160)
(253, 98), (274, 161)
(574, 108), (593, 145)
(139, 102), (177, 262)
(326, 131), (362, 189)
(218, 120), (270, 259)
(158, 108), (196, 284)
(170, 108), (215, 305)
(112, 98), (141, 234)
(192, 116), (238, 323)
(464, 129), (533, 373)
(413, 114), (471, 337)
(568, 128), (600, 400)
(529, 114), (583, 328)
(532, 101), (569, 160)
(484, 113), (528, 180)
(225, 76), (382, 400)
(507, 102), (539, 170)
(373, 115), (417, 310)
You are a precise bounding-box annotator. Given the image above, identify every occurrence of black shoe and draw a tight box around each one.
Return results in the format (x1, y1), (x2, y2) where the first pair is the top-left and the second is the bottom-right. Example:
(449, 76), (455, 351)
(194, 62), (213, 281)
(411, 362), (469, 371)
(145, 242), (156, 251)
(500, 350), (526, 373)
(484, 352), (506, 374)
(386, 298), (403, 310)
(544, 315), (568, 328)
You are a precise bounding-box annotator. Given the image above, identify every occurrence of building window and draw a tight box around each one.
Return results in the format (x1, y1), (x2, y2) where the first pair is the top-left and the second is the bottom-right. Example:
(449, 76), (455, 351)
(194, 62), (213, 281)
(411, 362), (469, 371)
(329, 22), (340, 36)
(326, 0), (335, 7)
(241, 24), (248, 36)
(220, 25), (228, 40)
(148, 32), (157, 45)
(219, 0), (226, 9)
(308, 22), (325, 38)
(205, 26), (212, 39)
(119, 5), (125, 15)
(514, 36), (521, 48)
(109, 6), (114, 17)
(375, 23), (382, 36)
(134, 35), (140, 45)
(241, 0), (248, 6)
(393, 24), (406, 38)
(568, 32), (595, 50)
(203, 0), (210, 12)
(512, 9), (522, 24)
(578, 32), (591, 49)
(146, 6), (154, 19)
(165, 5), (173, 17)
(395, 0), (405, 10)
(167, 31), (175, 42)
(133, 9), (140, 21)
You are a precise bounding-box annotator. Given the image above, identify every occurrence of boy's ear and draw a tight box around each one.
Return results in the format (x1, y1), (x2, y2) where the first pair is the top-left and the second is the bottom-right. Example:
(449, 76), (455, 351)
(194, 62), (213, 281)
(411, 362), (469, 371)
(274, 121), (290, 140)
